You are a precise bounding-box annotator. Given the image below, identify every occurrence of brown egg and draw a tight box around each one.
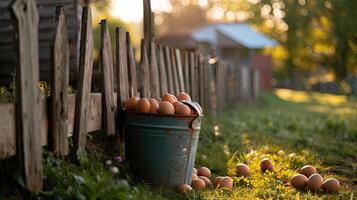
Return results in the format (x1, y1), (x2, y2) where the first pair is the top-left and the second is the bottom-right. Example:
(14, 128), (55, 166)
(235, 163), (250, 177)
(198, 176), (211, 187)
(175, 104), (192, 116)
(197, 167), (211, 178)
(290, 174), (308, 189)
(177, 92), (191, 101)
(173, 101), (183, 108)
(307, 173), (323, 192)
(192, 173), (198, 181)
(171, 95), (177, 101)
(322, 178), (340, 193)
(124, 97), (139, 111)
(191, 179), (205, 190)
(213, 176), (223, 188)
(162, 93), (176, 104)
(159, 101), (175, 115)
(260, 158), (274, 172)
(192, 168), (197, 175)
(176, 184), (192, 194)
(136, 98), (150, 113)
(300, 165), (317, 178)
(218, 176), (233, 189)
(149, 100), (159, 114)
(149, 98), (159, 104)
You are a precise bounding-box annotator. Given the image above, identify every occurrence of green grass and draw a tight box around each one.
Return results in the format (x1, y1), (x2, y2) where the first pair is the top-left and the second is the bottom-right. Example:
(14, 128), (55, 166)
(189, 89), (357, 200)
(1, 89), (356, 199)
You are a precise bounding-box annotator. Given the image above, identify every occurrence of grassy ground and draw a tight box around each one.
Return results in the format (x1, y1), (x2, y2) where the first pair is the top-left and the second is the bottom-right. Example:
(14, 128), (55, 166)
(188, 89), (356, 200)
(1, 89), (356, 199)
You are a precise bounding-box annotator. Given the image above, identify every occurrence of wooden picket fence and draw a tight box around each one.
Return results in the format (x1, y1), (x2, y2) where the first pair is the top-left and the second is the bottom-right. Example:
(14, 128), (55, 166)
(0, 0), (261, 193)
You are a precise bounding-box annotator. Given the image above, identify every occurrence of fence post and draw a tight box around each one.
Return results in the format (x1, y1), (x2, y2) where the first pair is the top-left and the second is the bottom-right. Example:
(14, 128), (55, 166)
(158, 45), (168, 95)
(100, 19), (115, 136)
(140, 39), (151, 97)
(126, 32), (138, 97)
(74, 6), (94, 149)
(175, 49), (185, 93)
(50, 6), (69, 156)
(164, 46), (174, 94)
(149, 42), (160, 98)
(170, 48), (179, 95)
(10, 0), (43, 192)
(183, 51), (190, 94)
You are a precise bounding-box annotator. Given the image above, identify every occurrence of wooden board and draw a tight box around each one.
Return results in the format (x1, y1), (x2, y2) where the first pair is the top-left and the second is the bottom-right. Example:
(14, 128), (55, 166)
(164, 46), (174, 94)
(157, 45), (168, 95)
(0, 104), (16, 159)
(149, 42), (160, 98)
(175, 49), (185, 93)
(74, 6), (94, 149)
(100, 19), (115, 136)
(50, 6), (69, 156)
(170, 48), (179, 95)
(10, 0), (43, 192)
(126, 32), (138, 97)
(139, 39), (151, 97)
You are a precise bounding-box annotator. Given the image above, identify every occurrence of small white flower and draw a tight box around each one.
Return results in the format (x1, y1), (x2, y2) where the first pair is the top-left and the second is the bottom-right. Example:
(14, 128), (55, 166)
(110, 166), (119, 174)
(106, 160), (112, 165)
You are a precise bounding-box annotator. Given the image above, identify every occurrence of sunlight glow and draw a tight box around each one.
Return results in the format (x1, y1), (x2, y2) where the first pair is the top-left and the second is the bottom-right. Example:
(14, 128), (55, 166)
(110, 0), (173, 22)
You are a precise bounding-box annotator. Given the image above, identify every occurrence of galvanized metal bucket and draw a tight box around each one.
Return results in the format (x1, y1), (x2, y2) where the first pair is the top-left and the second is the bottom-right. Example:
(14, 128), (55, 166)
(124, 112), (202, 187)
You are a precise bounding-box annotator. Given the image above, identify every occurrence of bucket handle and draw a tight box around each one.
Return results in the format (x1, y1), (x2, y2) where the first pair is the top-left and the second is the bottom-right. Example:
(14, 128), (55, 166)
(182, 101), (203, 129)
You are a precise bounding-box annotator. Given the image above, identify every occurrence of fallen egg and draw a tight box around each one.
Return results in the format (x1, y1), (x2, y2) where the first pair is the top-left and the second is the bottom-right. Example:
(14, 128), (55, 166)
(176, 184), (192, 194)
(191, 179), (205, 190)
(198, 167), (211, 178)
(213, 176), (223, 188)
(218, 176), (233, 189)
(300, 165), (317, 178)
(322, 178), (340, 193)
(192, 168), (197, 175)
(192, 173), (198, 181)
(235, 163), (250, 177)
(307, 173), (323, 192)
(290, 174), (308, 189)
(198, 176), (211, 187)
(260, 158), (274, 172)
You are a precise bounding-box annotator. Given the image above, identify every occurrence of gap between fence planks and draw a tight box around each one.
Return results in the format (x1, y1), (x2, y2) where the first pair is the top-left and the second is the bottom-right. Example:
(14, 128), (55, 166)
(100, 19), (115, 136)
(74, 6), (94, 150)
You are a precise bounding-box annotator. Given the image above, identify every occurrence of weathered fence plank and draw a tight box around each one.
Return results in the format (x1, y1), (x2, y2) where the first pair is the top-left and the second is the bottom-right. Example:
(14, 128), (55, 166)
(100, 19), (115, 136)
(116, 27), (129, 104)
(74, 6), (94, 149)
(157, 45), (168, 95)
(50, 6), (69, 156)
(183, 51), (190, 94)
(149, 42), (160, 98)
(10, 0), (43, 192)
(140, 39), (151, 97)
(126, 32), (138, 97)
(0, 104), (16, 159)
(164, 46), (174, 94)
(189, 52), (197, 101)
(175, 49), (185, 93)
(170, 48), (180, 94)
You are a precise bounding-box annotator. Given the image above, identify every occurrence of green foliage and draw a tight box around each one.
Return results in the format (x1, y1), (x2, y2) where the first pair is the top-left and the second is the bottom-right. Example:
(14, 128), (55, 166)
(40, 151), (163, 200)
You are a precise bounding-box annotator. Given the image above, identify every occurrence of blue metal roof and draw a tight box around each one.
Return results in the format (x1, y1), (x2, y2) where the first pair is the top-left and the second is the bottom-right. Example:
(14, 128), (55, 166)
(192, 23), (277, 49)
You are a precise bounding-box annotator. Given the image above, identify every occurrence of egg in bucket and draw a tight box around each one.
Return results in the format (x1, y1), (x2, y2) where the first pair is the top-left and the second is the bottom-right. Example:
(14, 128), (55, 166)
(124, 93), (203, 187)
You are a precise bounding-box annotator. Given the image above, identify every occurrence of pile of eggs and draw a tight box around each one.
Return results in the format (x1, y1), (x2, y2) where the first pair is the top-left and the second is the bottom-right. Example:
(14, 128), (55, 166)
(290, 165), (340, 193)
(124, 92), (202, 115)
(176, 167), (234, 194)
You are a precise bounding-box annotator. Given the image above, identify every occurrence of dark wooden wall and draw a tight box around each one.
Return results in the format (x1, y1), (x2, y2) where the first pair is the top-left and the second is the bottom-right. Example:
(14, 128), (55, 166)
(0, 0), (85, 85)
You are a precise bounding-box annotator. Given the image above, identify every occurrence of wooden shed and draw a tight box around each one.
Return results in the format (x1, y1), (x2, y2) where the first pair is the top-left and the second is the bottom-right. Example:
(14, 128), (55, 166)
(0, 0), (85, 85)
